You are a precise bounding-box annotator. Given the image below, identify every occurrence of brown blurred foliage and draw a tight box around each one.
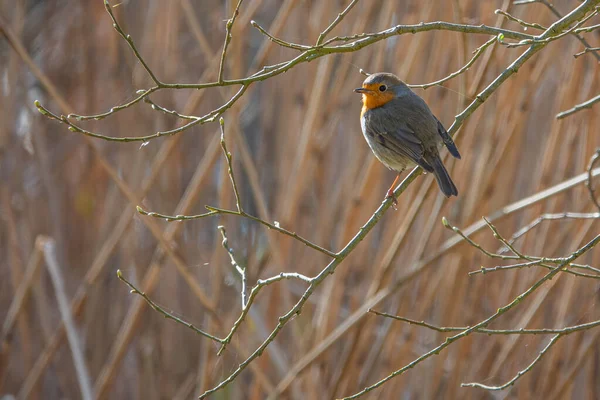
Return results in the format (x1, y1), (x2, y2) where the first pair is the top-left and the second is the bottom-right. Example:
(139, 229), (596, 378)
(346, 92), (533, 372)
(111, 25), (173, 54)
(1, 0), (600, 399)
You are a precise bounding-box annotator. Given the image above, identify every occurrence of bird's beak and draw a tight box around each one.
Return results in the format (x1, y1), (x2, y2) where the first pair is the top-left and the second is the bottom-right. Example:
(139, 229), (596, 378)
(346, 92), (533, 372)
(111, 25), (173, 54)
(354, 87), (372, 94)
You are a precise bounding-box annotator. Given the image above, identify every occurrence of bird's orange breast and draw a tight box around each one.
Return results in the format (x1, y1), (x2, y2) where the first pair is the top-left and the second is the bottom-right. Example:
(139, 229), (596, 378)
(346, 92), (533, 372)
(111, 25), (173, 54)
(361, 91), (395, 112)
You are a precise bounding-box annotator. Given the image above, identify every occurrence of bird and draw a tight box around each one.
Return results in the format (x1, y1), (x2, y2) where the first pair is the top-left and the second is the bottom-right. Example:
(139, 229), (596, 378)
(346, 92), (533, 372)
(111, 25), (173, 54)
(354, 72), (461, 204)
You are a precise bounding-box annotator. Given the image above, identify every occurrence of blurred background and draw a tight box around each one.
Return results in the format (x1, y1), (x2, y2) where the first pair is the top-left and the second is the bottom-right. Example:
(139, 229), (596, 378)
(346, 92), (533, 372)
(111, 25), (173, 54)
(1, 0), (600, 399)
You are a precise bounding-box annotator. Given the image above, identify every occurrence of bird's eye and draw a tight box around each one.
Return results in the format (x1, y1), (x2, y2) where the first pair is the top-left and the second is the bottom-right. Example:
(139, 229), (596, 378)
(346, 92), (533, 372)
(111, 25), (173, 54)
(379, 85), (387, 92)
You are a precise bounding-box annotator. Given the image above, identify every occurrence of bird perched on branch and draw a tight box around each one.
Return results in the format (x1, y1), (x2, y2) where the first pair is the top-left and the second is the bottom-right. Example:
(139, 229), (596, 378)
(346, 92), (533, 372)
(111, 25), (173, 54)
(355, 72), (461, 204)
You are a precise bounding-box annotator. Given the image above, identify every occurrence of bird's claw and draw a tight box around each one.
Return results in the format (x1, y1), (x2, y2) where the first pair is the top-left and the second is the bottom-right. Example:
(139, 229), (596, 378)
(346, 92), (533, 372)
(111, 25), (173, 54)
(385, 190), (398, 210)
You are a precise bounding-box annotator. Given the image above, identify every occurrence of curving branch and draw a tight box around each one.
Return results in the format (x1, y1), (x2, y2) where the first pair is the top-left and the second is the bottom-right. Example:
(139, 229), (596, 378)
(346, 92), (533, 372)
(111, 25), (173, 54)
(503, 211), (600, 249)
(219, 117), (243, 212)
(442, 217), (600, 279)
(136, 206), (338, 258)
(103, 0), (161, 85)
(218, 226), (247, 308)
(514, 0), (600, 61)
(315, 0), (361, 45)
(369, 310), (600, 335)
(218, 0), (245, 83)
(461, 334), (561, 390)
(556, 93), (600, 120)
(503, 8), (599, 48)
(494, 9), (547, 30)
(408, 36), (497, 90)
(574, 46), (600, 58)
(116, 270), (225, 344)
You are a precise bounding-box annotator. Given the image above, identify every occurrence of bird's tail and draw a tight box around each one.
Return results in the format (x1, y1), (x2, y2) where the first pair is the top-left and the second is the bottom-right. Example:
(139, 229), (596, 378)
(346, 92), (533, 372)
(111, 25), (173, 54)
(428, 155), (458, 197)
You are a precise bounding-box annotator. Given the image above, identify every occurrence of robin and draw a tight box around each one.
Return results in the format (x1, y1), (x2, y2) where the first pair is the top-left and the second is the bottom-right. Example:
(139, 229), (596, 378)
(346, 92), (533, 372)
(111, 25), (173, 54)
(354, 72), (461, 204)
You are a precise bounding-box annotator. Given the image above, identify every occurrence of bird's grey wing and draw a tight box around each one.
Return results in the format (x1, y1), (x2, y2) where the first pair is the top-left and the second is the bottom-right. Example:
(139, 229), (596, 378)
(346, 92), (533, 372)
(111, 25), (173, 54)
(374, 119), (434, 173)
(434, 117), (461, 159)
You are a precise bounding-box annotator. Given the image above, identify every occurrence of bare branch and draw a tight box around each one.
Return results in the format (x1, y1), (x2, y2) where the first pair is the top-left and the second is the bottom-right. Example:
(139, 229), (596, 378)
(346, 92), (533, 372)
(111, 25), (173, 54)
(104, 0), (161, 85)
(574, 46), (600, 58)
(217, 271), (312, 356)
(369, 310), (600, 335)
(408, 37), (496, 90)
(137, 205), (338, 258)
(67, 88), (158, 121)
(35, 86), (248, 142)
(116, 270), (225, 344)
(556, 93), (600, 119)
(503, 212), (600, 249)
(218, 0), (245, 83)
(219, 118), (243, 212)
(443, 217), (599, 278)
(143, 97), (198, 120)
(504, 8), (599, 48)
(251, 20), (311, 50)
(514, 0), (600, 61)
(574, 23), (600, 34)
(218, 226), (248, 309)
(461, 334), (561, 390)
(441, 216), (520, 260)
(316, 0), (361, 45)
(495, 9), (547, 30)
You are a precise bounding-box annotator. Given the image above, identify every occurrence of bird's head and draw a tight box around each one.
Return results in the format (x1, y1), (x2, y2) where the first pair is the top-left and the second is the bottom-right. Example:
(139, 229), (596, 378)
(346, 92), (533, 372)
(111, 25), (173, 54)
(354, 72), (406, 111)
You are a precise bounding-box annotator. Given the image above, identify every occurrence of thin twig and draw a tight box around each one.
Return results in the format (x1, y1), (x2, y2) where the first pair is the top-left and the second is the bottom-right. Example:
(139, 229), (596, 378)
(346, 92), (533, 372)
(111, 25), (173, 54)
(483, 217), (527, 258)
(441, 217), (520, 260)
(495, 9), (547, 30)
(35, 85), (248, 142)
(408, 36), (496, 90)
(143, 97), (198, 120)
(443, 216), (599, 278)
(557, 93), (600, 119)
(104, 0), (161, 85)
(574, 23), (600, 33)
(116, 270), (225, 343)
(504, 8), (599, 48)
(218, 226), (247, 309)
(137, 205), (338, 258)
(251, 20), (310, 50)
(574, 46), (600, 58)
(219, 117), (242, 212)
(369, 310), (600, 335)
(503, 212), (600, 250)
(514, 0), (600, 61)
(316, 0), (361, 45)
(217, 271), (312, 356)
(469, 260), (600, 279)
(68, 88), (158, 121)
(461, 334), (561, 390)
(218, 0), (245, 83)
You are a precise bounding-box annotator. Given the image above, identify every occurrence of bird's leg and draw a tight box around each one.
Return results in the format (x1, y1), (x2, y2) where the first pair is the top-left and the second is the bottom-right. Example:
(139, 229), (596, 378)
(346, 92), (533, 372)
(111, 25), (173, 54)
(385, 173), (401, 209)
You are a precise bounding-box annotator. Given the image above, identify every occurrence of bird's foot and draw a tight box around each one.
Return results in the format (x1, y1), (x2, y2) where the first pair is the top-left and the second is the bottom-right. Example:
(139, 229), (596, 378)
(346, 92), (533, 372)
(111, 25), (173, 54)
(385, 189), (398, 210)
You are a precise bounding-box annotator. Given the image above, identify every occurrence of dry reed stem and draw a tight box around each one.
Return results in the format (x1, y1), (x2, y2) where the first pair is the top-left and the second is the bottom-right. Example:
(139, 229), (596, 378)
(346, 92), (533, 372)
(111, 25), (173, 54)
(41, 238), (94, 400)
